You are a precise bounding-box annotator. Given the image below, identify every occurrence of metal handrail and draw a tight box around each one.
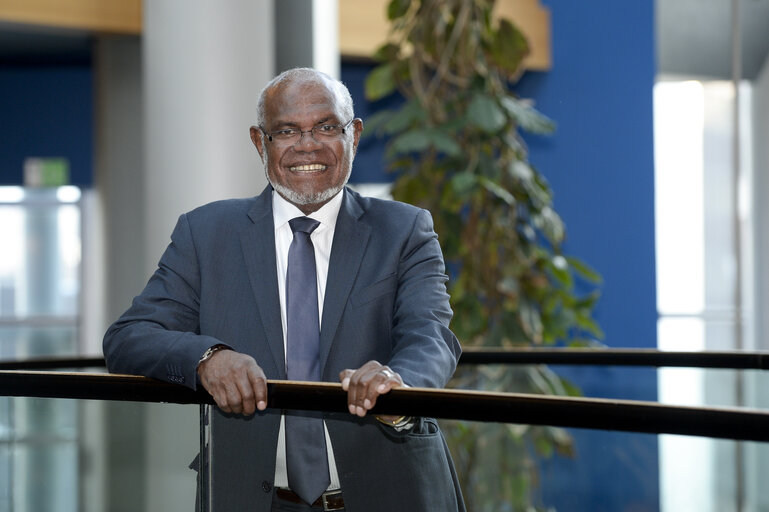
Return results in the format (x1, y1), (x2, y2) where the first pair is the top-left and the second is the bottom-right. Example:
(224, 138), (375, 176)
(1, 370), (768, 442)
(0, 356), (106, 370)
(2, 348), (769, 370)
(458, 347), (769, 369)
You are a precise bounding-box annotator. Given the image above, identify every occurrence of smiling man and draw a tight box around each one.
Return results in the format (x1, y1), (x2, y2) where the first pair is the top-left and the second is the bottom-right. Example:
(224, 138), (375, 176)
(103, 68), (464, 512)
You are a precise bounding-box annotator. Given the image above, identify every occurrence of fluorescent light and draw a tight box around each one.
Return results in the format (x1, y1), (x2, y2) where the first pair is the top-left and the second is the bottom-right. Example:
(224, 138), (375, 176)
(56, 186), (82, 203)
(0, 187), (25, 203)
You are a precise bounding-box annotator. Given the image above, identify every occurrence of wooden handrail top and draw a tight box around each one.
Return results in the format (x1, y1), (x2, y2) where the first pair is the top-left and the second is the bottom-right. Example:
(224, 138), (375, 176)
(1, 371), (768, 442)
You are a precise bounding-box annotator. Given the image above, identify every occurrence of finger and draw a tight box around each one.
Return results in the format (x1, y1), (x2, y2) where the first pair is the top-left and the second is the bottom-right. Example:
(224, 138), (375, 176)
(222, 381), (244, 414)
(352, 364), (380, 417)
(338, 369), (354, 391)
(211, 384), (233, 413)
(376, 367), (402, 394)
(235, 377), (256, 416)
(248, 365), (269, 411)
(364, 367), (403, 412)
(347, 369), (361, 415)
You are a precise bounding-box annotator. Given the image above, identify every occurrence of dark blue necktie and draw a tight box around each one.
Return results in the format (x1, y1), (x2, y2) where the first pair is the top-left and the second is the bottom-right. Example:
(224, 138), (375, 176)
(285, 217), (330, 505)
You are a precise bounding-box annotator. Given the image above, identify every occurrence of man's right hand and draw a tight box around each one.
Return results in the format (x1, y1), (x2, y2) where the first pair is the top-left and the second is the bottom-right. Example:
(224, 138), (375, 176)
(197, 350), (268, 415)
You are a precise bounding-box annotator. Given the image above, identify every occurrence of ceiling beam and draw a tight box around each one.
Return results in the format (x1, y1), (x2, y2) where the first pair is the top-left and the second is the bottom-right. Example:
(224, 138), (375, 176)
(0, 0), (141, 34)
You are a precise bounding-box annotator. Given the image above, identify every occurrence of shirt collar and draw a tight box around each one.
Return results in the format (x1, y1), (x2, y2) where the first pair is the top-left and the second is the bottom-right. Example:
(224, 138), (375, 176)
(272, 188), (344, 231)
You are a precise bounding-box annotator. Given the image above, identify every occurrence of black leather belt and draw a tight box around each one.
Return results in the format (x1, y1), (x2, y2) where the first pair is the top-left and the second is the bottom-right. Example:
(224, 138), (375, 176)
(275, 488), (345, 511)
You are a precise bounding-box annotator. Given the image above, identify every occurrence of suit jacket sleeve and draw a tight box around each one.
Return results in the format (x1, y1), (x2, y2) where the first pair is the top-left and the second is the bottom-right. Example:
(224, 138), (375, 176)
(386, 208), (461, 389)
(103, 212), (221, 389)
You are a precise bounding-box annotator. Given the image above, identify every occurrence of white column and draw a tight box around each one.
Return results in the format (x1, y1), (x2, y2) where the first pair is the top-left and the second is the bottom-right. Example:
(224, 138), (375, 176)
(141, 3), (275, 511)
(312, 0), (340, 79)
(143, 0), (274, 276)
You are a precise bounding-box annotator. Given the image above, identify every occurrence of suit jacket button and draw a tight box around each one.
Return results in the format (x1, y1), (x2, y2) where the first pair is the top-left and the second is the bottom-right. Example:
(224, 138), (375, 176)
(262, 481), (272, 493)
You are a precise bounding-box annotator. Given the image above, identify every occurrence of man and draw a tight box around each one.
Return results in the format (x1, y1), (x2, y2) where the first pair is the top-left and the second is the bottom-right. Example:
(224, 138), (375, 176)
(104, 68), (464, 511)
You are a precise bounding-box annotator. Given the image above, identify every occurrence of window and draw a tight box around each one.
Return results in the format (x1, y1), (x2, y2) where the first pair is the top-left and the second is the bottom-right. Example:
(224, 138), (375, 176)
(0, 186), (81, 511)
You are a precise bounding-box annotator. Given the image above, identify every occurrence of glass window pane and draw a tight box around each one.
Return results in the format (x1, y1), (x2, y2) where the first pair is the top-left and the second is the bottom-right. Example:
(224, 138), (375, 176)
(0, 187), (82, 511)
(0, 326), (78, 360)
(13, 440), (78, 512)
(0, 188), (81, 319)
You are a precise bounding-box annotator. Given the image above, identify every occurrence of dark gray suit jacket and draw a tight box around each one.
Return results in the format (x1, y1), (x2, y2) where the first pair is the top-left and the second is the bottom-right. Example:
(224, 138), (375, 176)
(104, 186), (465, 511)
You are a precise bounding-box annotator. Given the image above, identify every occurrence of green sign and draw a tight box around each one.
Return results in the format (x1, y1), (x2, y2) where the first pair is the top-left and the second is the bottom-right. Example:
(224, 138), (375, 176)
(24, 158), (70, 187)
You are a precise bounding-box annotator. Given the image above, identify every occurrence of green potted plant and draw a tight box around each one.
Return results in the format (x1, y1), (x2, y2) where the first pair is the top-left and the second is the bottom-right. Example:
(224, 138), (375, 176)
(363, 0), (603, 509)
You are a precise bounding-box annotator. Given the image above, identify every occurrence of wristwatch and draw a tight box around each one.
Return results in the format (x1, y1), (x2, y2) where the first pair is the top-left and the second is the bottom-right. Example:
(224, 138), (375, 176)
(197, 344), (229, 367)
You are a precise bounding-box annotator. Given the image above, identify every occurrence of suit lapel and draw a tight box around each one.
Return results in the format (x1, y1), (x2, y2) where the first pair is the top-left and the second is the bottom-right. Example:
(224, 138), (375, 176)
(320, 189), (371, 376)
(240, 187), (286, 379)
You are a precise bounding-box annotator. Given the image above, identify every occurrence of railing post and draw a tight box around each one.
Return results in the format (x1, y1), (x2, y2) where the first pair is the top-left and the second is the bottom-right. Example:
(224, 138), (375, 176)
(198, 403), (211, 512)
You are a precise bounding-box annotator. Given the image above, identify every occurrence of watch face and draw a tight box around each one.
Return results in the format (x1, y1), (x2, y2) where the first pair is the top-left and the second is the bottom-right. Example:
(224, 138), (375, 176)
(200, 347), (216, 364)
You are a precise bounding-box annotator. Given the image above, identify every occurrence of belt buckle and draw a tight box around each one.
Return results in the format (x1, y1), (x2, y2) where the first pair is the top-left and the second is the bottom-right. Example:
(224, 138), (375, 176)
(321, 490), (343, 511)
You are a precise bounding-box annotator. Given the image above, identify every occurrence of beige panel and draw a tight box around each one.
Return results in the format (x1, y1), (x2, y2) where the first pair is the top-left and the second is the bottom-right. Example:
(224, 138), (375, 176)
(339, 0), (390, 58)
(0, 0), (141, 34)
(495, 0), (551, 70)
(339, 0), (551, 70)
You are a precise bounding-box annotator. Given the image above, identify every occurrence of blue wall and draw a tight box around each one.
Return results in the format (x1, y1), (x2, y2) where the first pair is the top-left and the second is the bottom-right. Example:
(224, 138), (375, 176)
(499, 1), (660, 508)
(0, 66), (93, 186)
(344, 0), (659, 509)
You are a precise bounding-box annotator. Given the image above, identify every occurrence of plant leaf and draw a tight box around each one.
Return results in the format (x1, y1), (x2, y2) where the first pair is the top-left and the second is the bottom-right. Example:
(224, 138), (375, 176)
(372, 43), (400, 63)
(479, 177), (515, 205)
(566, 256), (603, 283)
(501, 96), (556, 134)
(576, 314), (605, 338)
(360, 110), (394, 139)
(388, 128), (461, 157)
(534, 206), (565, 243)
(467, 93), (506, 133)
(429, 130), (462, 157)
(489, 19), (529, 78)
(382, 99), (423, 134)
(365, 63), (397, 101)
(518, 297), (543, 344)
(548, 255), (573, 288)
(387, 0), (411, 20)
(389, 129), (432, 155)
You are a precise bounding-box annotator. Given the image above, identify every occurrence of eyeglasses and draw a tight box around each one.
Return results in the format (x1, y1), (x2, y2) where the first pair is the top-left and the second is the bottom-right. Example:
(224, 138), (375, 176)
(260, 119), (354, 145)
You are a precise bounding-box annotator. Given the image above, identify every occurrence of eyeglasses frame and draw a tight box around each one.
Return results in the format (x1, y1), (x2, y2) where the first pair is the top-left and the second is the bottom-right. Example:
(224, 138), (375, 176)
(259, 118), (356, 145)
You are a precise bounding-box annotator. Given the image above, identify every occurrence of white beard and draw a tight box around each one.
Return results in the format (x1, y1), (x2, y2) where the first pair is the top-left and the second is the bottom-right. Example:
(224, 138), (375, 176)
(269, 176), (348, 205)
(262, 148), (352, 206)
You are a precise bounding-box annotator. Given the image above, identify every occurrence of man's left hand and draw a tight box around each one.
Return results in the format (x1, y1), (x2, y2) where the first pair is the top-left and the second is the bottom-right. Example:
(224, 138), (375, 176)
(339, 360), (403, 418)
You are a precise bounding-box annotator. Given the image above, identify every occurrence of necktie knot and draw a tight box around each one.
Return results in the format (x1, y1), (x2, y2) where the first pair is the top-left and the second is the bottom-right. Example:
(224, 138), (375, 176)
(289, 217), (320, 235)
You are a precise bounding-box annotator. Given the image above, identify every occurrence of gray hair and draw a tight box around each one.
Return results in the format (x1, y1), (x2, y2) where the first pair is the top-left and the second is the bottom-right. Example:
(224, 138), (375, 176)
(256, 68), (355, 128)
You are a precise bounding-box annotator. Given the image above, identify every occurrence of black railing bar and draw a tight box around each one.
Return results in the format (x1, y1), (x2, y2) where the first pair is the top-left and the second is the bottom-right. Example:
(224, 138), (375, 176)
(1, 371), (768, 442)
(0, 356), (106, 370)
(0, 315), (78, 327)
(3, 348), (769, 371)
(458, 348), (769, 369)
(0, 436), (79, 445)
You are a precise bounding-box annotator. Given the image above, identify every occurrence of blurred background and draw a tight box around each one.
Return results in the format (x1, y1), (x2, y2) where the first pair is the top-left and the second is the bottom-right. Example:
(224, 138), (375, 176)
(0, 0), (768, 510)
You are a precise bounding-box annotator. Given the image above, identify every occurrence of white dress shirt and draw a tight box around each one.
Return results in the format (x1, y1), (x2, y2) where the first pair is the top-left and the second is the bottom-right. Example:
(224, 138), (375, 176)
(271, 189), (343, 491)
